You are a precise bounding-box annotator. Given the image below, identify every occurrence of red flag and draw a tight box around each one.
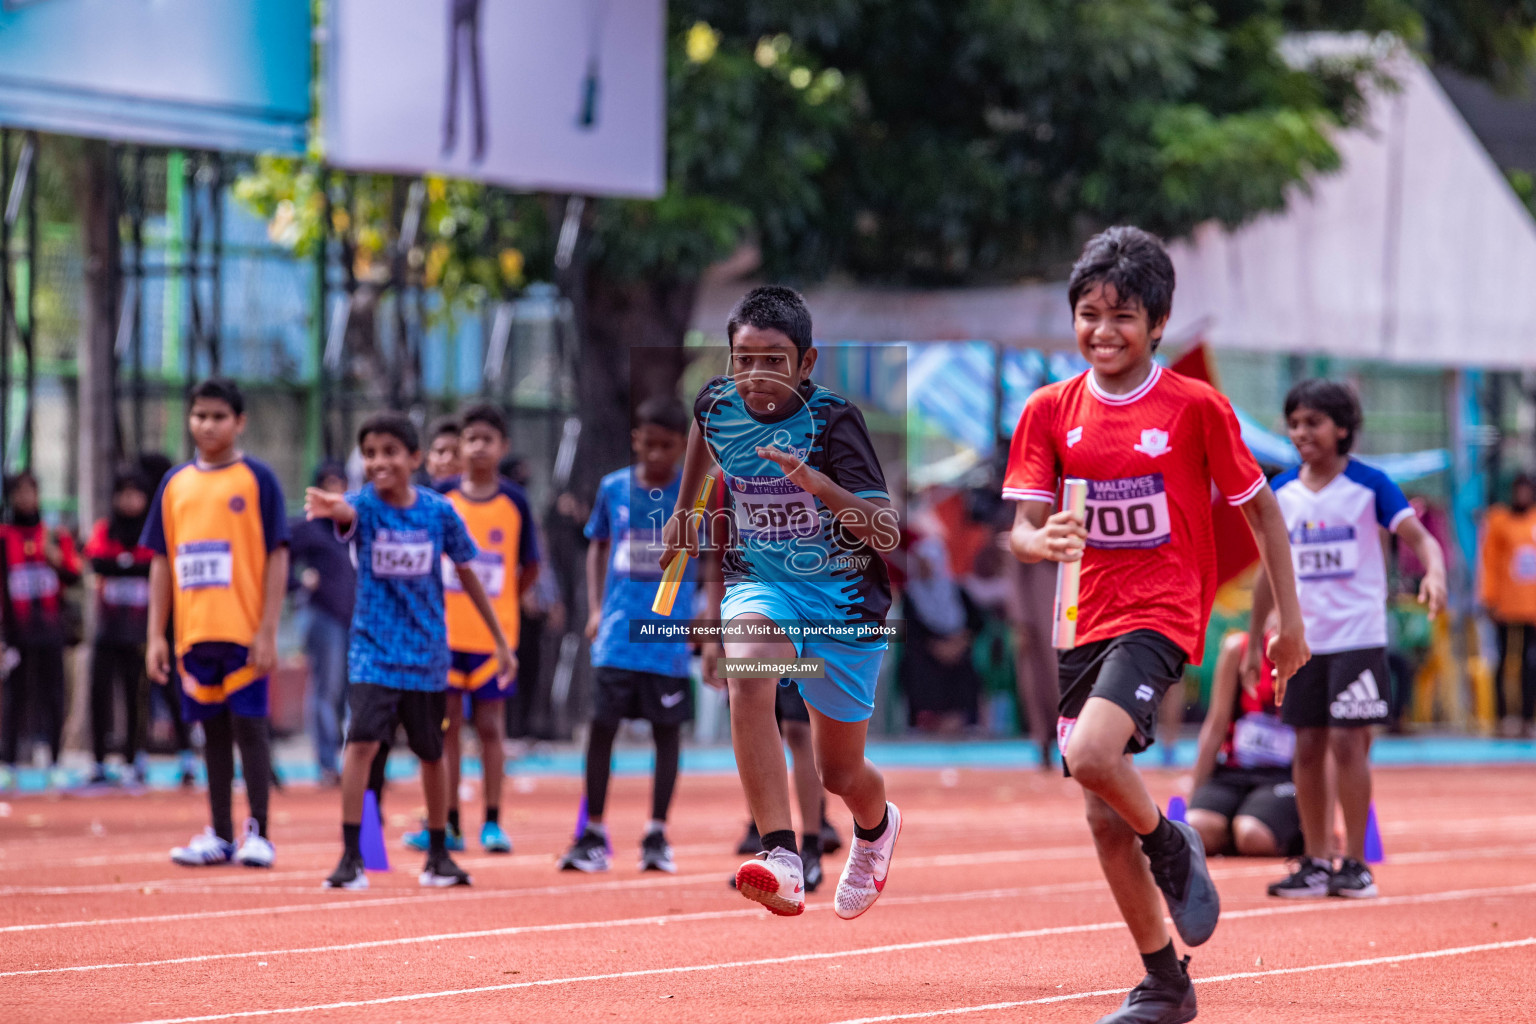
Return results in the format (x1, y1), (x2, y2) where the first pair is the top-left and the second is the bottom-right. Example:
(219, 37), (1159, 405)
(1171, 343), (1260, 586)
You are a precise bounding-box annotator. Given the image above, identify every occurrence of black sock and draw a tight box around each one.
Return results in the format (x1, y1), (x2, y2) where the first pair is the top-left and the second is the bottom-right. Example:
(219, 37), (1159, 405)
(1141, 941), (1184, 982)
(446, 808), (460, 833)
(429, 828), (447, 856)
(761, 829), (797, 856)
(1138, 813), (1182, 857)
(342, 823), (362, 858)
(854, 807), (889, 843)
(800, 833), (822, 860)
(484, 806), (499, 826)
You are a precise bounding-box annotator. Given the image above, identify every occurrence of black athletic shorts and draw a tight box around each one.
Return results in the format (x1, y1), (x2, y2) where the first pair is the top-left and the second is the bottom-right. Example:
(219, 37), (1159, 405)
(1058, 629), (1187, 774)
(1280, 647), (1391, 728)
(775, 681), (811, 725)
(1189, 766), (1303, 855)
(593, 667), (694, 727)
(346, 683), (447, 763)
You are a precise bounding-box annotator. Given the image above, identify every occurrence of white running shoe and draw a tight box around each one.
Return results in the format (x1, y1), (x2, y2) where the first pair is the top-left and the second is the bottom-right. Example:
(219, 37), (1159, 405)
(171, 827), (235, 866)
(835, 801), (901, 920)
(234, 818), (275, 868)
(735, 846), (806, 917)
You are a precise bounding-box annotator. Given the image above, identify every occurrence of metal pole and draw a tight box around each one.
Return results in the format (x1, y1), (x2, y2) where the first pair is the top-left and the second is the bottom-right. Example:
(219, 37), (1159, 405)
(22, 132), (35, 466)
(210, 154), (223, 378)
(131, 149), (145, 456)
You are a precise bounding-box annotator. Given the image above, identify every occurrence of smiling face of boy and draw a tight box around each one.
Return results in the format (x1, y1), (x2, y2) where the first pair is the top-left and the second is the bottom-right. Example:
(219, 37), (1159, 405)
(1072, 281), (1165, 387)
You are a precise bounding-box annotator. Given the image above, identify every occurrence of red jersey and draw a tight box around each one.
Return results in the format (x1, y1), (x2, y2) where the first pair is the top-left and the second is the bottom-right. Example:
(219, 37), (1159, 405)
(1002, 365), (1264, 662)
(1218, 633), (1293, 769)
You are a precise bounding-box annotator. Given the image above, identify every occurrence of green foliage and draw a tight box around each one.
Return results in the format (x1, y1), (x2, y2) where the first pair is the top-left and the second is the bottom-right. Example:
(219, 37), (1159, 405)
(234, 0), (1536, 303)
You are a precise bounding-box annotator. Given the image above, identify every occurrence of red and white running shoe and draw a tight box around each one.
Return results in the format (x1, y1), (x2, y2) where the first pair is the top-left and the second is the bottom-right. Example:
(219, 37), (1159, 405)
(835, 801), (901, 920)
(735, 847), (806, 916)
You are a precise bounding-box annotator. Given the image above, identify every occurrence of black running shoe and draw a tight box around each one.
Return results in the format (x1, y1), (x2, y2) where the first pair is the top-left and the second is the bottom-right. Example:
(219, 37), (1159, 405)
(419, 852), (472, 888)
(819, 817), (842, 856)
(559, 829), (611, 872)
(802, 847), (824, 893)
(1267, 856), (1333, 899)
(1094, 958), (1197, 1024)
(1146, 821), (1220, 947)
(639, 829), (675, 873)
(736, 821), (763, 855)
(1328, 858), (1378, 899)
(323, 852), (368, 891)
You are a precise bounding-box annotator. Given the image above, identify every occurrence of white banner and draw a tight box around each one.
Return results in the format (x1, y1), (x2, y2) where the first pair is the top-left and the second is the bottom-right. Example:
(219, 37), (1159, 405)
(326, 0), (664, 197)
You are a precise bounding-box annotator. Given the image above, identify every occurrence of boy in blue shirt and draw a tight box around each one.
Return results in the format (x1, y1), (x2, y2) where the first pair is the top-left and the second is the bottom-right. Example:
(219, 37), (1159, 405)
(307, 412), (514, 890)
(559, 398), (710, 874)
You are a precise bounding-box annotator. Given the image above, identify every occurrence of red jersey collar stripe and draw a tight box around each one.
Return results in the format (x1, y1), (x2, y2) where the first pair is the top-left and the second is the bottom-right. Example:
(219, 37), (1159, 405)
(1085, 363), (1163, 406)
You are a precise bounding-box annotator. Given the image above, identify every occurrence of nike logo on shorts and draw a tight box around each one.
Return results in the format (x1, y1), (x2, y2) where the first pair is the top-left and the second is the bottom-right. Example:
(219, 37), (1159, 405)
(659, 691), (685, 708)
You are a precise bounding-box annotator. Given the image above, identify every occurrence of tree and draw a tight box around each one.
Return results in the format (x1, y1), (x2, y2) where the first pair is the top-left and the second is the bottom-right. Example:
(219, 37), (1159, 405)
(235, 0), (1536, 493)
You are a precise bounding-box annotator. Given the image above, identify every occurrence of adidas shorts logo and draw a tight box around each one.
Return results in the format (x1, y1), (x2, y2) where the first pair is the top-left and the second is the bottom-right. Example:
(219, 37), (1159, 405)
(1330, 668), (1389, 720)
(1134, 684), (1155, 702)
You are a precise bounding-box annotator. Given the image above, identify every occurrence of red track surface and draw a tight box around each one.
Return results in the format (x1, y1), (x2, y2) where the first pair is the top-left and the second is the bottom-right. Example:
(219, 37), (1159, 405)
(2, 765), (1534, 1023)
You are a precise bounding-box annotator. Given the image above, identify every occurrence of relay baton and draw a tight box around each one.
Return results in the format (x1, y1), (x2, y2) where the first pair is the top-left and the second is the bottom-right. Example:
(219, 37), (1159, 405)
(1051, 478), (1089, 650)
(652, 474), (716, 616)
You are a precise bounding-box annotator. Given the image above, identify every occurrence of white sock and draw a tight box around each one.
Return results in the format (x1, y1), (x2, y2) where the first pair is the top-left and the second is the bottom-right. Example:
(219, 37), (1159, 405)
(646, 819), (666, 836)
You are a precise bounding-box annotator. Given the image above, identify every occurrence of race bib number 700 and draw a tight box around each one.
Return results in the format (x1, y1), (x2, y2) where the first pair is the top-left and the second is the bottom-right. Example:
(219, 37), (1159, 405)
(1083, 475), (1172, 550)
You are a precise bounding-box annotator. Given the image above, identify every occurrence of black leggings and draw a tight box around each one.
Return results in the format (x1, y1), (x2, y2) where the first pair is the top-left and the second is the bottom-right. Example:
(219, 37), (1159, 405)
(584, 718), (681, 821)
(1, 643), (66, 767)
(203, 710), (272, 842)
(91, 641), (145, 764)
(1495, 622), (1536, 722)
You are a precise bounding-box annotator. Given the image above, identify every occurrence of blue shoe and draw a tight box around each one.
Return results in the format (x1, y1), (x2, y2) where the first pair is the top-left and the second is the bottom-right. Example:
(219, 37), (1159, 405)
(403, 824), (464, 852)
(1147, 820), (1220, 947)
(480, 821), (512, 854)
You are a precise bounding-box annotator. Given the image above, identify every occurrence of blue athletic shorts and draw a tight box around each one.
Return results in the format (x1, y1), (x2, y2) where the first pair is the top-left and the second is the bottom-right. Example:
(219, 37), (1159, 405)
(720, 581), (886, 723)
(448, 650), (513, 718)
(178, 641), (269, 722)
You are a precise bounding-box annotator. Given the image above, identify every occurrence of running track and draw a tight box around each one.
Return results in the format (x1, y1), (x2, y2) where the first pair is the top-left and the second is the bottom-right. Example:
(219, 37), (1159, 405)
(2, 765), (1532, 1023)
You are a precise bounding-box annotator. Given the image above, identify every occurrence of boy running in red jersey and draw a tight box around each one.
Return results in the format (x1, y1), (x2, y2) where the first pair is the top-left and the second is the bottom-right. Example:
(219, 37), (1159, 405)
(1005, 226), (1309, 1024)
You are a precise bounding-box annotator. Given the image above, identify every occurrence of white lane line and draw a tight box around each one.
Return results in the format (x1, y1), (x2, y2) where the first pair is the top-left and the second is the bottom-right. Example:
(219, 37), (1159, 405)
(7, 837), (1536, 936)
(17, 880), (1534, 995)
(0, 844), (1102, 897)
(820, 937), (1536, 1023)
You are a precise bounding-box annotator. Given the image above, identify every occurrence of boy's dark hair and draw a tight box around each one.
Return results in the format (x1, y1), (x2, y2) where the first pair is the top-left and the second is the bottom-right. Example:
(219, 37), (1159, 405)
(429, 416), (462, 441)
(1284, 379), (1363, 456)
(727, 285), (813, 354)
(5, 469), (37, 495)
(357, 411), (420, 453)
(188, 376), (245, 416)
(459, 402), (508, 438)
(634, 396), (689, 436)
(311, 460), (348, 487)
(1067, 226), (1176, 345)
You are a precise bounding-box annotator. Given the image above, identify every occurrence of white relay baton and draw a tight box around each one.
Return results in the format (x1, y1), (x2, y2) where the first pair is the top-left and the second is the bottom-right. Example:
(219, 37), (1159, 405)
(1051, 478), (1089, 650)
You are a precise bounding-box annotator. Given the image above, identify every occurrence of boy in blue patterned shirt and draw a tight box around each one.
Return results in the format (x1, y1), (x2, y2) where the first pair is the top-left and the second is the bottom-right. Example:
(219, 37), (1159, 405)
(558, 398), (711, 875)
(307, 412), (514, 890)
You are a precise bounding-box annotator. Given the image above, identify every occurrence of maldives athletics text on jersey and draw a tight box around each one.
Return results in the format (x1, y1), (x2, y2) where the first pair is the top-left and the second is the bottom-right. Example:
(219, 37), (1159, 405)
(1002, 364), (1265, 662)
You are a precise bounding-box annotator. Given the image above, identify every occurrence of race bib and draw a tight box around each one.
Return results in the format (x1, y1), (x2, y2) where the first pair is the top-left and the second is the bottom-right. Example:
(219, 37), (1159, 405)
(444, 550), (506, 595)
(7, 563), (59, 601)
(729, 475), (820, 542)
(1231, 713), (1296, 769)
(1513, 545), (1536, 583)
(1290, 523), (1358, 580)
(613, 528), (665, 582)
(1057, 716), (1076, 752)
(101, 577), (150, 608)
(174, 541), (232, 590)
(371, 530), (433, 577)
(1083, 475), (1171, 550)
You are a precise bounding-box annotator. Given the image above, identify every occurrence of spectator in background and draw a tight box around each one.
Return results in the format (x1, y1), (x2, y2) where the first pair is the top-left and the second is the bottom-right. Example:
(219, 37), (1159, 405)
(1012, 557), (1059, 769)
(901, 529), (981, 734)
(0, 470), (81, 789)
(426, 418), (463, 486)
(83, 469), (155, 788)
(1480, 474), (1536, 738)
(138, 453), (196, 787)
(289, 462), (358, 785)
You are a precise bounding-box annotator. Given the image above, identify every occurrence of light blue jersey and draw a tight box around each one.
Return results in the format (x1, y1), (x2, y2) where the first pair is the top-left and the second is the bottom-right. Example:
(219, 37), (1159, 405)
(585, 467), (696, 678)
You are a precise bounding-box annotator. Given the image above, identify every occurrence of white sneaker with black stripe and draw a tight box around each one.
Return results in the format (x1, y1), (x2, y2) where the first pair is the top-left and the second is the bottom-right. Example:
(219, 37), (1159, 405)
(170, 828), (235, 867)
(234, 818), (275, 868)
